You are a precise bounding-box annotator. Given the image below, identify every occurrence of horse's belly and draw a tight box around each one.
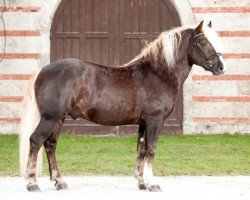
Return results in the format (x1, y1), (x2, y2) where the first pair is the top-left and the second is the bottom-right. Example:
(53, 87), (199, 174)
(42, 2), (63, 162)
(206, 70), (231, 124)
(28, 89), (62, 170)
(83, 103), (141, 126)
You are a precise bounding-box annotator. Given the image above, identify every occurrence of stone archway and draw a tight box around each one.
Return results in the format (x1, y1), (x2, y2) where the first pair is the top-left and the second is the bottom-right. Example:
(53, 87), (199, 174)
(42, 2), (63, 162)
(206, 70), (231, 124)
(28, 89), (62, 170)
(39, 0), (195, 68)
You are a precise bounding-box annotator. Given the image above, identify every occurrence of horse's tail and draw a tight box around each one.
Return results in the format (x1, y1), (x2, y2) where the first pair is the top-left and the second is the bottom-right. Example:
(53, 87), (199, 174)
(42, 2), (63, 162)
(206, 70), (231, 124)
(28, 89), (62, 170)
(19, 69), (42, 177)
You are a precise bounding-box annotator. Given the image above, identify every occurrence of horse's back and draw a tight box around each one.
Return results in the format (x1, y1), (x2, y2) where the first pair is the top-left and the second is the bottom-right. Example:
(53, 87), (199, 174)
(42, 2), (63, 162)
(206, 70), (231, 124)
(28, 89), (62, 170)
(40, 58), (84, 76)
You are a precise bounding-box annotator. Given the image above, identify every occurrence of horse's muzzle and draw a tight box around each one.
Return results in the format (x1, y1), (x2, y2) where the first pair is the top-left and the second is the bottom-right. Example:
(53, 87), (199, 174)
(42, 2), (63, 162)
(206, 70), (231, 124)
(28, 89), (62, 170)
(212, 60), (225, 76)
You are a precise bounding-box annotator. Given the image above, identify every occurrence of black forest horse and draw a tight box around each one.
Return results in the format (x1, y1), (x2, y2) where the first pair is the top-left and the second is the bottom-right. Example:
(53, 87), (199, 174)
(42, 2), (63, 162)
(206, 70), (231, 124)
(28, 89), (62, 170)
(19, 21), (225, 192)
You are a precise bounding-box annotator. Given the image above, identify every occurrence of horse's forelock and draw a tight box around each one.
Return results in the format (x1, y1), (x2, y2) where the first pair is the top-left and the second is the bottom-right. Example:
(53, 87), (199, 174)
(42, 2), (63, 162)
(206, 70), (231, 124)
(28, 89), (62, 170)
(203, 26), (224, 53)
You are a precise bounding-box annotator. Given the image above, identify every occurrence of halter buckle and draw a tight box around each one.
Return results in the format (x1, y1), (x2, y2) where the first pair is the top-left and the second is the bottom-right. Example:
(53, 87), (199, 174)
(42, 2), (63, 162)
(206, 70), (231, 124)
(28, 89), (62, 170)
(205, 60), (213, 69)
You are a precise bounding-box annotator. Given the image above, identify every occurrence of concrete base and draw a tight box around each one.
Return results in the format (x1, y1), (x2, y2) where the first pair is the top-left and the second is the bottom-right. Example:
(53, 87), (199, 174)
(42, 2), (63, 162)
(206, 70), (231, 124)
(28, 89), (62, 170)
(0, 176), (249, 200)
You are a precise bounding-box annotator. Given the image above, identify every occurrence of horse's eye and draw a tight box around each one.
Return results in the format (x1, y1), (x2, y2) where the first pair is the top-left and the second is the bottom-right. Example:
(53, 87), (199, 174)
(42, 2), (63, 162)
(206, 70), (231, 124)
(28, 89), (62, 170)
(201, 43), (206, 47)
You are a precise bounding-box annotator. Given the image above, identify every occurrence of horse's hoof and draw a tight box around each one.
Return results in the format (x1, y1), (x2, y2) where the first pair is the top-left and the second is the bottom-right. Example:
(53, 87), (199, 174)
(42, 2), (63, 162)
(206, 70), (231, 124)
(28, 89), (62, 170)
(26, 183), (41, 192)
(138, 182), (147, 190)
(55, 182), (68, 190)
(147, 184), (162, 192)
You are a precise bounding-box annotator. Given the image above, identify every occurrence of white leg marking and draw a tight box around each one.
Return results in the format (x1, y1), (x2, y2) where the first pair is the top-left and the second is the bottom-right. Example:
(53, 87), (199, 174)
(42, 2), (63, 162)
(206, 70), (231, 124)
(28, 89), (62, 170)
(143, 162), (155, 185)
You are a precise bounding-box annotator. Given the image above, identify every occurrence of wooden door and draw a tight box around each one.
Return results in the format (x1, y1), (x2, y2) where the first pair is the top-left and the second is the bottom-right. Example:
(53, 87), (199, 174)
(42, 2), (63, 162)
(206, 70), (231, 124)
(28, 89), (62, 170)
(51, 0), (182, 135)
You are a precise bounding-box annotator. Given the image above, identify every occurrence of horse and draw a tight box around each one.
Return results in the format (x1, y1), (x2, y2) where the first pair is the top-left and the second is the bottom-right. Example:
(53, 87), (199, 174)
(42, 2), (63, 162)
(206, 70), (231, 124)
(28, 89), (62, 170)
(19, 20), (225, 192)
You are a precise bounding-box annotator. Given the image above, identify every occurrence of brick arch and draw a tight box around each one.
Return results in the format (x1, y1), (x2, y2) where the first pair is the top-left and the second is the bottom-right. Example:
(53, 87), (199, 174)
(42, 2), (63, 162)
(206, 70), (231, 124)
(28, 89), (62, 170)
(170, 0), (195, 24)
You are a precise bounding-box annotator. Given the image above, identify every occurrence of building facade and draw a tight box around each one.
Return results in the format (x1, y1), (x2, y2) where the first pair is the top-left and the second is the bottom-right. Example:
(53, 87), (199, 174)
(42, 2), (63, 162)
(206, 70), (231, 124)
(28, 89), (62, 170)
(0, 0), (249, 134)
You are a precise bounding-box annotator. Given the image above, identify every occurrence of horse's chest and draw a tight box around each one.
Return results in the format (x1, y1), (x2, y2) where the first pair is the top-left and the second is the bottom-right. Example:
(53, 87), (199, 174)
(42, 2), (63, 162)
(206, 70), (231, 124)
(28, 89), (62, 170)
(144, 92), (177, 120)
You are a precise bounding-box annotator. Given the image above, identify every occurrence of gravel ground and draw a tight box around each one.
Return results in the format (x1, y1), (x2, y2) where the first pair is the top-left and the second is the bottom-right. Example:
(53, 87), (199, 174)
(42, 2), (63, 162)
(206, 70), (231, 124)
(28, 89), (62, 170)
(0, 176), (249, 200)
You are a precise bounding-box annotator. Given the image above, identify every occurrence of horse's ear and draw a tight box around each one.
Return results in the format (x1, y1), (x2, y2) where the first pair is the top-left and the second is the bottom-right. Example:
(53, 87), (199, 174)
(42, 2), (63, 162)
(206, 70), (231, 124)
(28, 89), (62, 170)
(208, 21), (212, 28)
(195, 20), (204, 33)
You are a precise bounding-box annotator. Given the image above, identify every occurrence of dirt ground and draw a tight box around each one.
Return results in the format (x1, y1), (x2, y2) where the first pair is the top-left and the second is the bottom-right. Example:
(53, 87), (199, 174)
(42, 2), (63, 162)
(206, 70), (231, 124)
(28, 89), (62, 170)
(0, 176), (249, 200)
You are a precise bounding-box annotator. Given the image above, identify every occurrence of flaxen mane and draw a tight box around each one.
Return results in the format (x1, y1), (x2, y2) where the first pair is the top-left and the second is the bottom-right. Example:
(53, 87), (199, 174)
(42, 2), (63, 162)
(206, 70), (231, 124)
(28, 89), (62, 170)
(124, 26), (191, 68)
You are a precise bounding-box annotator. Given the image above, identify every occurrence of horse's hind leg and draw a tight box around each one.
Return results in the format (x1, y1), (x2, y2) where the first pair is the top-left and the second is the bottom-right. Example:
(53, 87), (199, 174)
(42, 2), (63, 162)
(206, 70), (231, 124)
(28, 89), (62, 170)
(44, 118), (68, 190)
(26, 117), (58, 191)
(135, 124), (147, 190)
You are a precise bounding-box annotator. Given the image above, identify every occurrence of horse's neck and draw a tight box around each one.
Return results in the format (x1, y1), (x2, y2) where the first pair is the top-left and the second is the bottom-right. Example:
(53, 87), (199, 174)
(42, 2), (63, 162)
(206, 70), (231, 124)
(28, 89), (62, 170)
(126, 28), (193, 89)
(158, 29), (193, 89)
(174, 60), (192, 89)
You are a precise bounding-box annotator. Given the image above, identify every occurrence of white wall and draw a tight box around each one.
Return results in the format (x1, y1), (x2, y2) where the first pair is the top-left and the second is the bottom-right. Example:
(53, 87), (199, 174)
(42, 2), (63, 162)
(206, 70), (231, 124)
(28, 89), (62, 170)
(0, 0), (249, 134)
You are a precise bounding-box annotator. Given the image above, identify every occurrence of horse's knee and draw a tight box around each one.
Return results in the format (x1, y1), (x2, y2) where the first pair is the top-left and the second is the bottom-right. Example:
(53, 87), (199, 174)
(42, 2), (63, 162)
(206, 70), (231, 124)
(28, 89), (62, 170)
(141, 148), (146, 157)
(145, 149), (156, 158)
(138, 143), (146, 156)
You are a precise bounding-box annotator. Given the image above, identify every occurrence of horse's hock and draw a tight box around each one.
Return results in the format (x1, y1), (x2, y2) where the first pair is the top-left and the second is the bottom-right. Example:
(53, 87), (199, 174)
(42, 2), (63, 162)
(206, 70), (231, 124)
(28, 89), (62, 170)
(0, 0), (249, 135)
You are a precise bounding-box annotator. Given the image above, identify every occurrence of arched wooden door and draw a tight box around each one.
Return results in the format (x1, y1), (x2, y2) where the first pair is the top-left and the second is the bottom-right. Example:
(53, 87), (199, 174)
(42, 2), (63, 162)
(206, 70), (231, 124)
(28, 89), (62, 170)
(51, 0), (182, 135)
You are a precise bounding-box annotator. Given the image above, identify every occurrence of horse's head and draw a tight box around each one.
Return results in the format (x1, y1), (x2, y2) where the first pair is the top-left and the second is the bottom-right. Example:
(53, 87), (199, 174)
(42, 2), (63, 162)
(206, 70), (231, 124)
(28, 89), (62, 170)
(189, 20), (226, 75)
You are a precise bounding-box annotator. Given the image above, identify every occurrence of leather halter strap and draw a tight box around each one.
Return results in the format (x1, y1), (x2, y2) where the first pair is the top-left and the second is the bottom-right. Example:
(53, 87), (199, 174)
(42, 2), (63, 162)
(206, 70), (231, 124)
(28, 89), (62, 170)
(191, 32), (221, 69)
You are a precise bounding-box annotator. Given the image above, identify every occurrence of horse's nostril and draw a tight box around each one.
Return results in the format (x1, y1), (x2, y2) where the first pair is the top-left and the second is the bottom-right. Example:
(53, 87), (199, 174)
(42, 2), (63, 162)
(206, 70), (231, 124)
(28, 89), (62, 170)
(219, 65), (224, 71)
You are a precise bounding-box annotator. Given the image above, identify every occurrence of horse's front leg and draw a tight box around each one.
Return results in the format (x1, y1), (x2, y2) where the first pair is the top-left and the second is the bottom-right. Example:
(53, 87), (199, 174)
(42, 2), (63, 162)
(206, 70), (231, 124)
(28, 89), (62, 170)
(143, 117), (163, 192)
(135, 124), (147, 190)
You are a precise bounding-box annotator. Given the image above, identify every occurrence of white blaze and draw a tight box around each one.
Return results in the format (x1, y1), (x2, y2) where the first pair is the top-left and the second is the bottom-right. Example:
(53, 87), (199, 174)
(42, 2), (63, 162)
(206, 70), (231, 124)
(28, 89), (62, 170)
(203, 25), (226, 72)
(203, 26), (224, 53)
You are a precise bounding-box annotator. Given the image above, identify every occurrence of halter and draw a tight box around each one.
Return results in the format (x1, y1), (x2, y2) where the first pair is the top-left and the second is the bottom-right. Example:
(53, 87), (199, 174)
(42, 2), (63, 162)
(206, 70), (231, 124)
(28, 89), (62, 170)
(191, 32), (221, 69)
